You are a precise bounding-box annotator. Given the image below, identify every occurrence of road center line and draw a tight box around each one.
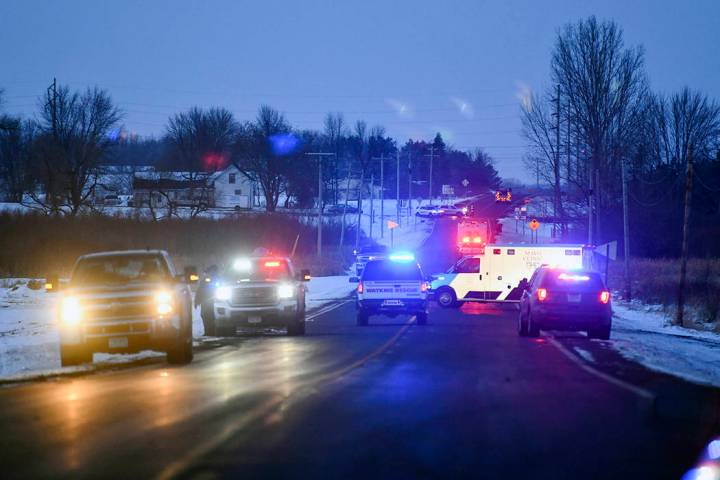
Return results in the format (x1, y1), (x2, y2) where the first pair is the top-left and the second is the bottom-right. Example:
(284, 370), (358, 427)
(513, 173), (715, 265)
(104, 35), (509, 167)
(547, 337), (654, 400)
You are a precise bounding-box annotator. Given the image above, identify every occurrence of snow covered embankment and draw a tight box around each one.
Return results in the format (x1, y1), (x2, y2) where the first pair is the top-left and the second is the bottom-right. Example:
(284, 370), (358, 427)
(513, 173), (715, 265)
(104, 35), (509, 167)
(610, 302), (720, 387)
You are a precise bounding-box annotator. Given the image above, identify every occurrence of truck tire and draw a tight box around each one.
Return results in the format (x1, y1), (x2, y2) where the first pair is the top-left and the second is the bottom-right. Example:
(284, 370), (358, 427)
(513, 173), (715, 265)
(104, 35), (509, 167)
(356, 310), (369, 326)
(416, 312), (428, 325)
(167, 315), (194, 364)
(60, 344), (93, 367)
(436, 288), (458, 308)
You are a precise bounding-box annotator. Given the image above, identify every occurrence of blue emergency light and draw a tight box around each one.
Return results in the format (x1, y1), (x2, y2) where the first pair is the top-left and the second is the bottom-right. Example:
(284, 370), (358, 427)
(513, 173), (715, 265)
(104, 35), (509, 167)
(389, 252), (415, 262)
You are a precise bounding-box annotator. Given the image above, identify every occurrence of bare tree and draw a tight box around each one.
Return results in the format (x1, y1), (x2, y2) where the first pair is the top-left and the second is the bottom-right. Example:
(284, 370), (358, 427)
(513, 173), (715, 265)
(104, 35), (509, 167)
(323, 112), (347, 204)
(31, 86), (122, 215)
(0, 117), (34, 202)
(234, 105), (295, 212)
(164, 107), (238, 217)
(551, 16), (647, 238)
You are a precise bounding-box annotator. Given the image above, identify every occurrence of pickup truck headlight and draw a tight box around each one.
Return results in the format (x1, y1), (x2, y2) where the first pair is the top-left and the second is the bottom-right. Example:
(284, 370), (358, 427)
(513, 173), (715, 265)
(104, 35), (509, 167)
(277, 283), (294, 299)
(61, 296), (82, 325)
(215, 285), (232, 301)
(155, 291), (174, 315)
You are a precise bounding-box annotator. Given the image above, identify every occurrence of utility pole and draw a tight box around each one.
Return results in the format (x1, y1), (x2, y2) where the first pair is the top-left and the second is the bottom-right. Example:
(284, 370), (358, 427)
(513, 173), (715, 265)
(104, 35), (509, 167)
(621, 155), (631, 300)
(588, 170), (594, 245)
(677, 145), (694, 326)
(553, 84), (561, 238)
(372, 154), (385, 239)
(408, 153), (413, 223)
(396, 150), (400, 226)
(369, 171), (374, 240)
(425, 146), (436, 203)
(305, 152), (335, 257)
(46, 77), (58, 139)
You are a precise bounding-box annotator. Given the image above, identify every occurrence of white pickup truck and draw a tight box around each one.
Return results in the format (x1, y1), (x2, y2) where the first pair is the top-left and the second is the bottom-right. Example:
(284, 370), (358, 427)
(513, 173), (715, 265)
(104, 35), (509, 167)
(350, 254), (429, 326)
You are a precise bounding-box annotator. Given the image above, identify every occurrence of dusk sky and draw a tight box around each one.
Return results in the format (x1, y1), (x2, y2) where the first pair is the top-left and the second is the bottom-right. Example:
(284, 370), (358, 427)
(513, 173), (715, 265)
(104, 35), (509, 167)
(1, 0), (719, 181)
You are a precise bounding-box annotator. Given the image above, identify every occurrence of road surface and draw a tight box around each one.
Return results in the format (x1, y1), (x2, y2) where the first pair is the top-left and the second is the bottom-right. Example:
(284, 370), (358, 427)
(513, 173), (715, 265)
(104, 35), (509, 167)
(1, 218), (718, 479)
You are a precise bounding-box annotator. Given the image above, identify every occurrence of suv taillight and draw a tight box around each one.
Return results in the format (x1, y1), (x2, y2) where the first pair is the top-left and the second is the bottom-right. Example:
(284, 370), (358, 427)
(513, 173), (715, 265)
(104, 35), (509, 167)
(600, 290), (610, 304)
(536, 288), (548, 302)
(421, 282), (429, 292)
(357, 282), (363, 294)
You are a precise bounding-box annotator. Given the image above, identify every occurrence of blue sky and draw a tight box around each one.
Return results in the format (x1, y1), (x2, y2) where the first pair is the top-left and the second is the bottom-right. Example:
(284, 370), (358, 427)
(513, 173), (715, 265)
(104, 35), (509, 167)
(1, 0), (718, 181)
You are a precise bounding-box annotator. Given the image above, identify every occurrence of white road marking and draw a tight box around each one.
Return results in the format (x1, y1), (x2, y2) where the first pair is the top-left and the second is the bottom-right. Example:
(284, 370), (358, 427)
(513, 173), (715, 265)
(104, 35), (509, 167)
(547, 337), (654, 400)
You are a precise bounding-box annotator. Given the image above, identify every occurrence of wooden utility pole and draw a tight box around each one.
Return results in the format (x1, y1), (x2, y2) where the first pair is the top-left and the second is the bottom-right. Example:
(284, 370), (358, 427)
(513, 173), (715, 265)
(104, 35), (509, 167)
(677, 145), (694, 326)
(621, 156), (631, 300)
(425, 146), (436, 202)
(396, 150), (400, 226)
(371, 154), (385, 239)
(305, 152), (335, 257)
(553, 84), (561, 238)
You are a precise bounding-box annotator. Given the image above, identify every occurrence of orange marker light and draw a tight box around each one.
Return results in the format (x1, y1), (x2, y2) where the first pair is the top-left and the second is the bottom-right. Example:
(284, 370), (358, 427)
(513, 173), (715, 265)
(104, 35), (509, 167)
(537, 288), (548, 302)
(600, 291), (610, 304)
(357, 282), (364, 294)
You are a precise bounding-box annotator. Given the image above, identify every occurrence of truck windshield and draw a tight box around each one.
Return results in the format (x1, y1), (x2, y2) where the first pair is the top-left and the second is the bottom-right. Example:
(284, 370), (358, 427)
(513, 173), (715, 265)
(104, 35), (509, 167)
(227, 258), (292, 282)
(363, 261), (423, 281)
(72, 255), (170, 285)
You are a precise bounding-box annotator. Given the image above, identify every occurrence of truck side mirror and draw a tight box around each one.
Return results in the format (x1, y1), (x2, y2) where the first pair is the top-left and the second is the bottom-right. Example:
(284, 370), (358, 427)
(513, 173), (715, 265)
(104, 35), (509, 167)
(46, 273), (60, 293)
(184, 266), (199, 283)
(348, 277), (359, 283)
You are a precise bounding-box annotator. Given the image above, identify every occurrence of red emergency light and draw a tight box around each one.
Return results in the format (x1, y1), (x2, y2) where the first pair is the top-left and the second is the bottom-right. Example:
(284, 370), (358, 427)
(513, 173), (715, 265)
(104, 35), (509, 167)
(473, 236), (482, 244)
(264, 261), (281, 268)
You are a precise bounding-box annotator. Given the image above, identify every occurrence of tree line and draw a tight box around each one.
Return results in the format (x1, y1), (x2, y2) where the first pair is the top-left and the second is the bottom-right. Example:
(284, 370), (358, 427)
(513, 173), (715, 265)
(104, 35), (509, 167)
(0, 88), (501, 215)
(522, 16), (720, 258)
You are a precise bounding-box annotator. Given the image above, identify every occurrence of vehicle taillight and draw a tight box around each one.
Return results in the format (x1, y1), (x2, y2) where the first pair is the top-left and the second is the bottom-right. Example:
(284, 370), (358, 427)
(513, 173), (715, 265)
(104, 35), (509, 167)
(473, 236), (482, 243)
(264, 261), (281, 268)
(421, 282), (429, 292)
(537, 288), (548, 302)
(462, 236), (471, 243)
(357, 282), (363, 294)
(600, 290), (610, 304)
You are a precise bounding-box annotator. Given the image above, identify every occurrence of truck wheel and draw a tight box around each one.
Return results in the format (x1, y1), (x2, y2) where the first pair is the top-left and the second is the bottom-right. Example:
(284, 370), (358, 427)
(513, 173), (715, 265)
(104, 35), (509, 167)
(167, 335), (193, 364)
(416, 312), (428, 325)
(436, 288), (458, 308)
(288, 309), (306, 336)
(518, 311), (529, 337)
(527, 313), (540, 338)
(60, 344), (93, 367)
(356, 310), (369, 326)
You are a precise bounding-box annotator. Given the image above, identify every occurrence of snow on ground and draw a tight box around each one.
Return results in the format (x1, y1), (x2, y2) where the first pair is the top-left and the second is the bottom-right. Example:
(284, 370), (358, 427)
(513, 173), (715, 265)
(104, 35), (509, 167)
(354, 198), (434, 250)
(1, 276), (355, 380)
(610, 302), (720, 387)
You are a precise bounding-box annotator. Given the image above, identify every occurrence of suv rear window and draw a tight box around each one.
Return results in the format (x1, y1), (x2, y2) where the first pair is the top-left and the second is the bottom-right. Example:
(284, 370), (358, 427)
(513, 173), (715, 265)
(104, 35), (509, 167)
(362, 260), (423, 281)
(540, 271), (604, 292)
(72, 255), (170, 285)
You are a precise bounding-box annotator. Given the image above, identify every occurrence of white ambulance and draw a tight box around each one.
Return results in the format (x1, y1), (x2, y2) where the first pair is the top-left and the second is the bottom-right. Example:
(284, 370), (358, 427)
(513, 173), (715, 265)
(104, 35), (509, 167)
(429, 244), (592, 307)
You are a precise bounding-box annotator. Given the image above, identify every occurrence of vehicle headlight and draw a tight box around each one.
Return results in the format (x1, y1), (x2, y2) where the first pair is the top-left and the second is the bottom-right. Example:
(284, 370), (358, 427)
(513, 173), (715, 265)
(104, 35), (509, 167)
(61, 296), (82, 325)
(277, 283), (294, 299)
(215, 285), (232, 301)
(155, 290), (174, 315)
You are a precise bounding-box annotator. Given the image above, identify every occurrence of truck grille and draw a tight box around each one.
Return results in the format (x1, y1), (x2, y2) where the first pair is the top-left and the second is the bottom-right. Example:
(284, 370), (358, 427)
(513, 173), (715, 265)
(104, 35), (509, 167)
(231, 286), (277, 306)
(85, 321), (151, 336)
(82, 295), (155, 321)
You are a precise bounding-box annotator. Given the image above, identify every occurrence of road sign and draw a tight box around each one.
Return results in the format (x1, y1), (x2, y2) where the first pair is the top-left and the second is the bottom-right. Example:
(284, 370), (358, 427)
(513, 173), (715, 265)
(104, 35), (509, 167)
(595, 241), (617, 260)
(387, 220), (399, 230)
(442, 185), (454, 195)
(462, 179), (469, 187)
(529, 219), (540, 231)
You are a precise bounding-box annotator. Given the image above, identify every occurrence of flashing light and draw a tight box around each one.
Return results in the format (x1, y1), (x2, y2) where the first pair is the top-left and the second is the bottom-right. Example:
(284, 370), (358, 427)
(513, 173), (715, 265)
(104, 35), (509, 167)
(264, 261), (281, 268)
(61, 297), (82, 325)
(462, 207), (468, 214)
(215, 285), (232, 301)
(303, 274), (312, 281)
(204, 277), (212, 283)
(155, 291), (173, 315)
(233, 258), (252, 271)
(277, 283), (294, 299)
(558, 273), (590, 282)
(462, 236), (471, 243)
(189, 274), (200, 282)
(357, 282), (364, 294)
(600, 291), (610, 304)
(421, 282), (429, 293)
(473, 236), (482, 244)
(537, 288), (548, 302)
(45, 282), (54, 291)
(389, 252), (415, 262)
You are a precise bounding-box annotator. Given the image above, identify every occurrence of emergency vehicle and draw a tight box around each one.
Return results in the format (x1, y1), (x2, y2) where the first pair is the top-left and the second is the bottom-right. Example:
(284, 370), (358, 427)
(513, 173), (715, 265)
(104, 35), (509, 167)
(457, 219), (491, 254)
(350, 253), (429, 326)
(430, 244), (592, 307)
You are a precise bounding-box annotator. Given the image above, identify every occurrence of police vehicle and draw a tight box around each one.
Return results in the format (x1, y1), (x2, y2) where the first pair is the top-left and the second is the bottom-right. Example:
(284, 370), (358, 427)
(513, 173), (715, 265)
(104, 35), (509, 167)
(430, 244), (591, 307)
(350, 253), (429, 326)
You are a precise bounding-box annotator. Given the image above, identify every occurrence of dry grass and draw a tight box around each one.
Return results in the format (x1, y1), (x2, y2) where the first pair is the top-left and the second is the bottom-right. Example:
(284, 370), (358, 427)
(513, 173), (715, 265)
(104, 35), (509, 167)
(0, 212), (354, 277)
(608, 257), (720, 324)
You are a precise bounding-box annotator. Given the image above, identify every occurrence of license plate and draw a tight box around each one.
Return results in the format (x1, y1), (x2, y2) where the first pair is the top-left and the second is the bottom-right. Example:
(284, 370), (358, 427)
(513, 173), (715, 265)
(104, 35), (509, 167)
(108, 337), (128, 349)
(248, 316), (262, 324)
(567, 293), (582, 303)
(382, 300), (403, 306)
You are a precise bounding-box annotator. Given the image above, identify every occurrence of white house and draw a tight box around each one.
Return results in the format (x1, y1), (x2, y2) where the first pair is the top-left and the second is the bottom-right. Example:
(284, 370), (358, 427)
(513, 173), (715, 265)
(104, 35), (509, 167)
(211, 165), (257, 209)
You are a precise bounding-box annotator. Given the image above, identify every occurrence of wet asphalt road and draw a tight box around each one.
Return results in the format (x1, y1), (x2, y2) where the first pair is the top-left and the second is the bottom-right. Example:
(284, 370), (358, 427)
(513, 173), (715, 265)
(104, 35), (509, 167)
(1, 217), (718, 479)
